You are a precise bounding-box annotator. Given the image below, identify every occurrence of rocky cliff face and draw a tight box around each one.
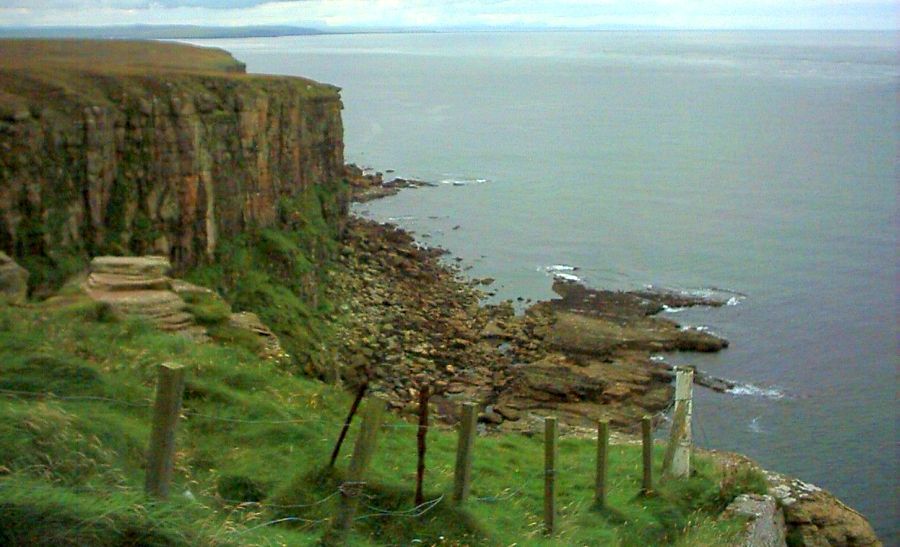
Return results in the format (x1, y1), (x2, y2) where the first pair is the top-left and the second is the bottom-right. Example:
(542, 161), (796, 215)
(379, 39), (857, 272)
(0, 40), (345, 290)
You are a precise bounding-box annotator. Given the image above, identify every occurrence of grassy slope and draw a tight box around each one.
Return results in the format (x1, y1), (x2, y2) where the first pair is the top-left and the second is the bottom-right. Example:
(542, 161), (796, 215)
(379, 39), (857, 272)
(0, 272), (763, 546)
(0, 39), (244, 74)
(0, 39), (336, 122)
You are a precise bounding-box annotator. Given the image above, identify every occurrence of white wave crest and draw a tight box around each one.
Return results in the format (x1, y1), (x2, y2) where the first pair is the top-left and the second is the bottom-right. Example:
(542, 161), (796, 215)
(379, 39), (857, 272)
(661, 305), (686, 313)
(386, 215), (418, 223)
(728, 384), (785, 399)
(553, 272), (582, 282)
(441, 178), (488, 186)
(748, 416), (765, 434)
(546, 264), (577, 272)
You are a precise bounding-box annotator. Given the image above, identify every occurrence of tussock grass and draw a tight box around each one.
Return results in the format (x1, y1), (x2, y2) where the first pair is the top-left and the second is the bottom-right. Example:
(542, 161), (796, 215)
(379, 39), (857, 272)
(0, 219), (763, 544)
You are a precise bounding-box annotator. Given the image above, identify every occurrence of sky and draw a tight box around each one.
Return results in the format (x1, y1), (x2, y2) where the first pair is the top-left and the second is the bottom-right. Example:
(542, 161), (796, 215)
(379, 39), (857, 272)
(0, 0), (897, 30)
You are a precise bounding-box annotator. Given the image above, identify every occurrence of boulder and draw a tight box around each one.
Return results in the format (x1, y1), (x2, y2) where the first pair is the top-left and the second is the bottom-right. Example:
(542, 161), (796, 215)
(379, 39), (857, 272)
(0, 252), (28, 303)
(767, 474), (882, 547)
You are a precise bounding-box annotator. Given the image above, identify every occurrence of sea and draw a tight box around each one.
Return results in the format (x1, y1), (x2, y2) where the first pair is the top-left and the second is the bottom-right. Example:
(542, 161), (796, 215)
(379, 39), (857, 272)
(188, 31), (898, 539)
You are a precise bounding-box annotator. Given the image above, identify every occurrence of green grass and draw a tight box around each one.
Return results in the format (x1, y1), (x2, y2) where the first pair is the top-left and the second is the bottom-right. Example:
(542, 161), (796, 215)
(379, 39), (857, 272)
(185, 187), (344, 378)
(0, 297), (762, 545)
(0, 39), (337, 120)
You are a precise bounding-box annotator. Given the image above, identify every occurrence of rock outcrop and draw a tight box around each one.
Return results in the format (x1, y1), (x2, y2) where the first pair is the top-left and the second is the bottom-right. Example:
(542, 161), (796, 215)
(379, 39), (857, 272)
(0, 40), (346, 288)
(84, 255), (205, 338)
(83, 255), (284, 357)
(0, 251), (27, 303)
(723, 494), (787, 547)
(708, 450), (882, 547)
(766, 472), (882, 547)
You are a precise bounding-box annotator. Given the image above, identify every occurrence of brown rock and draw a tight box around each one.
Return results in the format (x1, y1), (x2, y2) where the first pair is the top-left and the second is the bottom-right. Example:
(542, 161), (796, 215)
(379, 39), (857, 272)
(228, 311), (285, 360)
(0, 252), (28, 303)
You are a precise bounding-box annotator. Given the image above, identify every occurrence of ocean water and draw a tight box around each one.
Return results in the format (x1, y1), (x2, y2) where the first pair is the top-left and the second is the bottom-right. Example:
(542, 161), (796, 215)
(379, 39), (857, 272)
(190, 31), (898, 538)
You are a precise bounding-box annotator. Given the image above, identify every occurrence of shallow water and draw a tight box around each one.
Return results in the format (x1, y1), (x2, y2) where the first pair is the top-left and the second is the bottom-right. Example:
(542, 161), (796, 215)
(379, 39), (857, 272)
(190, 31), (898, 538)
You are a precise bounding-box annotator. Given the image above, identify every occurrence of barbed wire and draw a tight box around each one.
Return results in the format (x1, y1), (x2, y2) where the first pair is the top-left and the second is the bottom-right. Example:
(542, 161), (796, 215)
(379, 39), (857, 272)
(1, 380), (720, 542)
(357, 494), (445, 520)
(693, 409), (710, 447)
(232, 515), (333, 535)
(473, 479), (532, 502)
(0, 387), (152, 408)
(219, 490), (341, 509)
(182, 410), (314, 425)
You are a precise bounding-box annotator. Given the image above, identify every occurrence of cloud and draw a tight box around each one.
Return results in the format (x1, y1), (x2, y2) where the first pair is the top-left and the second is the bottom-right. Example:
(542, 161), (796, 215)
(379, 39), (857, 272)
(0, 0), (896, 29)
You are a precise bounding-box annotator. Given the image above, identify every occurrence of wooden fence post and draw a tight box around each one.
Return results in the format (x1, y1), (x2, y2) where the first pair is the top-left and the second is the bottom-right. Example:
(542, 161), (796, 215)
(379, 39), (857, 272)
(323, 398), (384, 546)
(414, 385), (430, 506)
(595, 419), (609, 509)
(662, 368), (694, 479)
(145, 363), (186, 499)
(452, 402), (477, 505)
(641, 415), (653, 496)
(329, 381), (368, 468)
(544, 416), (558, 535)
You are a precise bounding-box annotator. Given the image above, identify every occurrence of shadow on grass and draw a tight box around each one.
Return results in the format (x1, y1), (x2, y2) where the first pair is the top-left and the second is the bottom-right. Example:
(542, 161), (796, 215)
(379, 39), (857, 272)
(269, 466), (488, 545)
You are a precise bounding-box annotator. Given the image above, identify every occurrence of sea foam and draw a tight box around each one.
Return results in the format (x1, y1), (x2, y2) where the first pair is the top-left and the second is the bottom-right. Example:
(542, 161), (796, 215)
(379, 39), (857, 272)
(728, 384), (785, 400)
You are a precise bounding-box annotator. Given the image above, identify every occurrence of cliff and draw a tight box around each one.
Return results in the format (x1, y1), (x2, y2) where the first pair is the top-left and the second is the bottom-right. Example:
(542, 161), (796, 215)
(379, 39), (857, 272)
(0, 40), (345, 292)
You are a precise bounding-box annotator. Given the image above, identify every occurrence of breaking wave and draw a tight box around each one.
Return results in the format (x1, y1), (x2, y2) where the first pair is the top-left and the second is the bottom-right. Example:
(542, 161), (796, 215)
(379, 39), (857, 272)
(728, 383), (786, 400)
(440, 178), (488, 186)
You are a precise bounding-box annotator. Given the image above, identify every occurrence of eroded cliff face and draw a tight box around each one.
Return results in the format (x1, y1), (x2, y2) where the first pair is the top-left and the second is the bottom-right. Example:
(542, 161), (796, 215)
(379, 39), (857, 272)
(0, 40), (345, 290)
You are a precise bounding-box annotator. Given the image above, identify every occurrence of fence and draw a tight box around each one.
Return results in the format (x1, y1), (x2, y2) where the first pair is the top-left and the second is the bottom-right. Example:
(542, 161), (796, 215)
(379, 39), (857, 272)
(0, 364), (697, 542)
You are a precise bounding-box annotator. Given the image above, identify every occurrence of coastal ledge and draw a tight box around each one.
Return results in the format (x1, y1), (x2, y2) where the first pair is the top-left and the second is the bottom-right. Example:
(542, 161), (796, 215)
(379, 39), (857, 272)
(708, 450), (882, 546)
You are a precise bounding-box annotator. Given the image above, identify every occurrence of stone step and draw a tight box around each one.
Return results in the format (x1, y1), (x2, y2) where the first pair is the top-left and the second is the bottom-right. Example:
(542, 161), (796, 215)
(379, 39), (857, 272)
(87, 272), (171, 292)
(90, 256), (171, 278)
(157, 313), (197, 331)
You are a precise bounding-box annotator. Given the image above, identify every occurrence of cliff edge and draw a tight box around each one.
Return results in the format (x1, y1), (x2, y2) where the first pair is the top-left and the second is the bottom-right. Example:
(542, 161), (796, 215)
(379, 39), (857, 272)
(0, 40), (345, 292)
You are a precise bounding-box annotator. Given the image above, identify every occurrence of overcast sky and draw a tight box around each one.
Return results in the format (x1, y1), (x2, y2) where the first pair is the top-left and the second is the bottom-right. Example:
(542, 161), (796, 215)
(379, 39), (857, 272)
(0, 0), (897, 30)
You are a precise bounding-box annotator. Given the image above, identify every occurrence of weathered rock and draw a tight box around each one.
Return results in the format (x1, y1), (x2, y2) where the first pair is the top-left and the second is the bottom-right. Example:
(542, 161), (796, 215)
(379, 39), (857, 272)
(0, 41), (344, 277)
(0, 251), (28, 303)
(766, 473), (881, 547)
(228, 311), (285, 360)
(541, 306), (727, 357)
(480, 319), (516, 340)
(170, 279), (220, 300)
(83, 256), (204, 338)
(91, 256), (171, 278)
(723, 494), (787, 547)
(706, 450), (882, 547)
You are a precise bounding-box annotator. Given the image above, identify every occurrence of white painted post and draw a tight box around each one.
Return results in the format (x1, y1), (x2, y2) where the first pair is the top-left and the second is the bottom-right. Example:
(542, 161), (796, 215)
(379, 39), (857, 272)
(670, 367), (694, 478)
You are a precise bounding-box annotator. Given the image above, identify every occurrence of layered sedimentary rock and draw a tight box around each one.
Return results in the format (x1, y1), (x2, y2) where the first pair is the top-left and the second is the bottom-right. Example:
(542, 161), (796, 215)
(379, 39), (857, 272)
(0, 40), (345, 281)
(83, 255), (284, 355)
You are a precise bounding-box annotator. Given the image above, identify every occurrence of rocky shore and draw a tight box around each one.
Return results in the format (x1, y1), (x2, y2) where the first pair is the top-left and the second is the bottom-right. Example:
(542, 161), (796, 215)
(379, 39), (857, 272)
(334, 167), (733, 434)
(336, 165), (882, 545)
